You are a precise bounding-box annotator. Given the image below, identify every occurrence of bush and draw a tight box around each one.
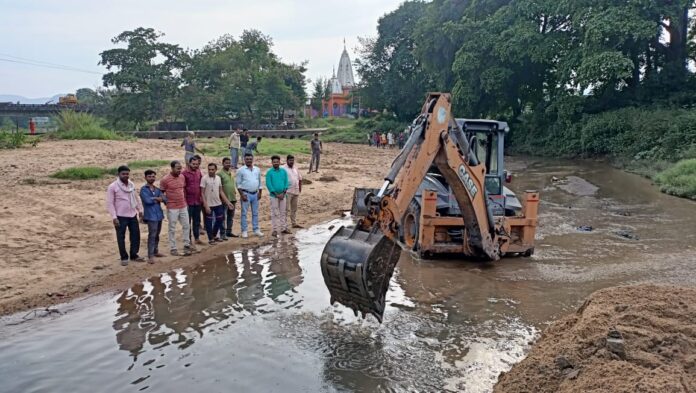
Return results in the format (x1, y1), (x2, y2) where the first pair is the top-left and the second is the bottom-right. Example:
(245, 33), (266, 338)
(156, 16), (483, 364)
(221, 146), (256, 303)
(510, 106), (696, 161)
(0, 129), (26, 149)
(655, 159), (696, 200)
(54, 111), (128, 140)
(51, 167), (107, 180)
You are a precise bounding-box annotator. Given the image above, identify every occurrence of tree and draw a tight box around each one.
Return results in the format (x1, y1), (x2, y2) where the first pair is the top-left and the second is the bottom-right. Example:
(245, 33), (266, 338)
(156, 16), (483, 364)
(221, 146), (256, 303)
(99, 28), (187, 125)
(355, 1), (435, 120)
(179, 30), (307, 127)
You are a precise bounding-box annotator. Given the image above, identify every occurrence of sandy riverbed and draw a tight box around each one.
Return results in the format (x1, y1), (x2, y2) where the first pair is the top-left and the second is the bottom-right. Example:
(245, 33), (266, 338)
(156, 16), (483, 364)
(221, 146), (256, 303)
(494, 284), (696, 393)
(0, 139), (397, 315)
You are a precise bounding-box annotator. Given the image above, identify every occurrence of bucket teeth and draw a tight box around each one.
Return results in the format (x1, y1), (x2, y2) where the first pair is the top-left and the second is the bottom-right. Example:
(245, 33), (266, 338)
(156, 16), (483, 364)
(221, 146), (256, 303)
(320, 225), (401, 322)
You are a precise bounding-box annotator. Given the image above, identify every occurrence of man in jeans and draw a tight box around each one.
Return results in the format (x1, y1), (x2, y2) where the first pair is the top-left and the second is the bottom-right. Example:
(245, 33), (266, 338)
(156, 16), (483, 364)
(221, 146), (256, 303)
(106, 165), (144, 265)
(308, 133), (323, 173)
(282, 154), (302, 228)
(265, 155), (290, 237)
(201, 163), (236, 243)
(218, 157), (238, 238)
(140, 169), (166, 264)
(227, 128), (241, 169)
(160, 161), (194, 256)
(236, 153), (264, 238)
(183, 155), (204, 245)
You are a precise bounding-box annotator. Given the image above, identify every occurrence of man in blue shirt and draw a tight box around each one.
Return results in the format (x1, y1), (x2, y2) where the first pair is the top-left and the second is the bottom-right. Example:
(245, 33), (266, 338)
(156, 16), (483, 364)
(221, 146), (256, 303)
(140, 169), (167, 264)
(236, 153), (264, 238)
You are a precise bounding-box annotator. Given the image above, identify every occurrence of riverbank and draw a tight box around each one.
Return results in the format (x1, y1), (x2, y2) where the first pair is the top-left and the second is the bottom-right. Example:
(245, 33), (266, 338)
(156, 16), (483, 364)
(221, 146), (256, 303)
(494, 284), (696, 393)
(0, 139), (397, 315)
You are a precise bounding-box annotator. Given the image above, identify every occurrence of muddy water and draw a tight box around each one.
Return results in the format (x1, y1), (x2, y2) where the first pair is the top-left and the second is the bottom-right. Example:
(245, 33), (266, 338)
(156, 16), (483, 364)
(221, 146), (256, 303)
(1, 158), (695, 393)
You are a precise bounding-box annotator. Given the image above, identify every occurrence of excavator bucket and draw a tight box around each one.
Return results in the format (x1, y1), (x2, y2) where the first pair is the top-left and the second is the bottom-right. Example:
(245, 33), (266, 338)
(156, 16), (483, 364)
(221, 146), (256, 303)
(350, 188), (380, 216)
(320, 225), (401, 322)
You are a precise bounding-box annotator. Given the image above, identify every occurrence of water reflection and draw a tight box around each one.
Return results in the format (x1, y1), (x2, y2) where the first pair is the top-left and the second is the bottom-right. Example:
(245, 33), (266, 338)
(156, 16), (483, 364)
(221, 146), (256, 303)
(112, 239), (303, 361)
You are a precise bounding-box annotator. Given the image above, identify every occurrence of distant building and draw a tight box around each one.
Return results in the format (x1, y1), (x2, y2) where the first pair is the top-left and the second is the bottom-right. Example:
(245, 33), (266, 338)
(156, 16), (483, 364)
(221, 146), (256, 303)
(321, 43), (357, 118)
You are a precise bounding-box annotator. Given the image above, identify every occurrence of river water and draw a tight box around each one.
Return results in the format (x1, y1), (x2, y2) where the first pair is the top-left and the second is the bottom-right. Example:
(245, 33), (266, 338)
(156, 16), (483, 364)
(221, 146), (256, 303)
(1, 158), (695, 393)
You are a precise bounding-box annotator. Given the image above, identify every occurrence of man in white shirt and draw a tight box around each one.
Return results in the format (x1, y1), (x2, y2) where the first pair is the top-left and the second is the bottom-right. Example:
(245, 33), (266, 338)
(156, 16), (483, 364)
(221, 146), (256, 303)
(236, 153), (264, 238)
(200, 162), (235, 244)
(227, 128), (241, 169)
(282, 154), (303, 229)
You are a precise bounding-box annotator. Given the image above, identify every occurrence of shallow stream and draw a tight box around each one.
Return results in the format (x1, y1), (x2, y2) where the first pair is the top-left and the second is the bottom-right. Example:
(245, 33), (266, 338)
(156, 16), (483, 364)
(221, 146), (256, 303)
(1, 158), (695, 392)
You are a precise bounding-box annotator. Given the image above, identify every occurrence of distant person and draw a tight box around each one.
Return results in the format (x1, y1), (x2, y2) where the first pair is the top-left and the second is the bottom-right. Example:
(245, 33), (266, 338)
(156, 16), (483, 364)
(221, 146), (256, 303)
(236, 153), (264, 238)
(181, 131), (204, 164)
(380, 132), (387, 149)
(282, 154), (302, 229)
(373, 132), (380, 148)
(106, 165), (144, 265)
(240, 129), (250, 151)
(398, 131), (406, 149)
(246, 136), (262, 156)
(266, 155), (290, 237)
(308, 133), (323, 173)
(367, 133), (372, 146)
(218, 157), (238, 238)
(183, 156), (204, 246)
(227, 128), (242, 169)
(387, 131), (394, 148)
(140, 169), (166, 264)
(160, 161), (194, 256)
(200, 163), (236, 244)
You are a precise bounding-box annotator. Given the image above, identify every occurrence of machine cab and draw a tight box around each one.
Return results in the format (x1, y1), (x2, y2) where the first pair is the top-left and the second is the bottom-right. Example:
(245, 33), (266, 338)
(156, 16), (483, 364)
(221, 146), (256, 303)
(455, 119), (519, 216)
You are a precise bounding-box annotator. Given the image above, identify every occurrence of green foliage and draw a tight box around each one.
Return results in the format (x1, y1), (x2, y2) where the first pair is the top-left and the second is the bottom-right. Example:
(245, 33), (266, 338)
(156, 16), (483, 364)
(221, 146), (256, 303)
(178, 30), (307, 128)
(54, 111), (126, 140)
(100, 28), (187, 125)
(51, 160), (171, 180)
(0, 129), (26, 149)
(510, 107), (696, 161)
(50, 167), (107, 180)
(198, 138), (310, 157)
(322, 116), (407, 143)
(655, 159), (696, 200)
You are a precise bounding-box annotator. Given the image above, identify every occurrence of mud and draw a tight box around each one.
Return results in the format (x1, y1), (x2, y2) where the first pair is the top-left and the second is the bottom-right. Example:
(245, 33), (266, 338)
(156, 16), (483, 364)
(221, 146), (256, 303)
(494, 285), (696, 393)
(0, 156), (694, 392)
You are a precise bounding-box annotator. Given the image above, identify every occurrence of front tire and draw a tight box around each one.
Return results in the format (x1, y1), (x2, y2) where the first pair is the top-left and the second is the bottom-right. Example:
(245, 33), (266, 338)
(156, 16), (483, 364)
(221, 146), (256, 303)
(401, 201), (421, 251)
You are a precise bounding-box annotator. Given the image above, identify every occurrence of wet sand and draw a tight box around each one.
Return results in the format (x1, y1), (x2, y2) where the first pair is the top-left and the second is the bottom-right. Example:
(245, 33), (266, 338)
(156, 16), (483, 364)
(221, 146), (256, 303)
(0, 139), (397, 315)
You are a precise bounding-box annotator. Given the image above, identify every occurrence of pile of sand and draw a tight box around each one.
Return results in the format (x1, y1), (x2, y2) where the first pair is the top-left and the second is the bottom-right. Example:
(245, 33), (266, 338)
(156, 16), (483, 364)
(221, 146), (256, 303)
(494, 285), (696, 393)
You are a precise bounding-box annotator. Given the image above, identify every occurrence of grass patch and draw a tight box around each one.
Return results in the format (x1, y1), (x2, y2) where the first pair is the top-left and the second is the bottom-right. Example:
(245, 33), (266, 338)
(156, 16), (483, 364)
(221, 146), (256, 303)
(199, 138), (311, 157)
(51, 167), (107, 180)
(655, 159), (696, 200)
(0, 129), (27, 149)
(51, 160), (171, 180)
(53, 111), (129, 141)
(125, 160), (170, 169)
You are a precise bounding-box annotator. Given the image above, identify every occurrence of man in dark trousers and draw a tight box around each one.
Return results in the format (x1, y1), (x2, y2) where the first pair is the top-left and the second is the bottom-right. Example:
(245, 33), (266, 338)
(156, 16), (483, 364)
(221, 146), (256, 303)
(140, 169), (166, 264)
(240, 129), (250, 152)
(308, 133), (323, 173)
(106, 165), (144, 265)
(183, 155), (204, 245)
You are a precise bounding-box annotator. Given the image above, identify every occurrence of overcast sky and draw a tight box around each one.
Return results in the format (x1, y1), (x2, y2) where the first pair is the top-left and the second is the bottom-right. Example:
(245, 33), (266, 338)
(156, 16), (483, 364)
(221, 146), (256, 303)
(0, 0), (402, 98)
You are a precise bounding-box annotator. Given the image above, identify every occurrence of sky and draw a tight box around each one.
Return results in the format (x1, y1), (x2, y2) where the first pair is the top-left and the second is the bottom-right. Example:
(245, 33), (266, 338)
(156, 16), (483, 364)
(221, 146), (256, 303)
(0, 0), (402, 98)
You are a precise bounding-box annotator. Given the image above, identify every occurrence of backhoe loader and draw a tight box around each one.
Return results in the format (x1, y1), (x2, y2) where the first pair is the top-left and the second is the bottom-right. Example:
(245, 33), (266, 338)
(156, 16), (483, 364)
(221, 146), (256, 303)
(320, 93), (539, 322)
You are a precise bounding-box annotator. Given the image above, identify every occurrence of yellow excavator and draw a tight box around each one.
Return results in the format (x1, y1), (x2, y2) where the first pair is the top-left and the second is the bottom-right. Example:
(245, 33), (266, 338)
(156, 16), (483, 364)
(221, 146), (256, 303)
(320, 93), (539, 322)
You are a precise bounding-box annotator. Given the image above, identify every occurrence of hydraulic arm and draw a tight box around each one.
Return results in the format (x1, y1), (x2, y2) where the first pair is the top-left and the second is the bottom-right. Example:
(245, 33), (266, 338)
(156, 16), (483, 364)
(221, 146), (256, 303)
(320, 93), (504, 321)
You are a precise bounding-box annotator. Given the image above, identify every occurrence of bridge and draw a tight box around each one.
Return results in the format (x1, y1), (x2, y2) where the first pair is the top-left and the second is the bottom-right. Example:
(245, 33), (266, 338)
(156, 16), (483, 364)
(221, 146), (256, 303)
(0, 102), (90, 116)
(130, 129), (327, 139)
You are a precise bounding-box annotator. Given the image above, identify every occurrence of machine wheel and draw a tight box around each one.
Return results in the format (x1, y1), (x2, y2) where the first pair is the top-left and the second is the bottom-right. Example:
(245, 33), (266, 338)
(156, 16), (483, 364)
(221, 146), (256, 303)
(522, 248), (534, 257)
(401, 201), (421, 251)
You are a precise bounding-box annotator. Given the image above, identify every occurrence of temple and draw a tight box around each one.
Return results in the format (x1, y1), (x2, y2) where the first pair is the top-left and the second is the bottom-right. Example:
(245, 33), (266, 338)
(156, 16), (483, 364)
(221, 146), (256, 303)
(321, 42), (357, 117)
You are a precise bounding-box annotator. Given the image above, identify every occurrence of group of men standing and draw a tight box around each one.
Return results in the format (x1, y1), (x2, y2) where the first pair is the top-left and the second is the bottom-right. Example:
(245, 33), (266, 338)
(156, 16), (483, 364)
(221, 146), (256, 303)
(369, 130), (406, 149)
(106, 131), (317, 265)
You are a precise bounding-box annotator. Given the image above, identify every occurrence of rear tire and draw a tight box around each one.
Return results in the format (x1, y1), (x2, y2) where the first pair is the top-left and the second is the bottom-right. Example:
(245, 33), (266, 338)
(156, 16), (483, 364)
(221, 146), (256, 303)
(401, 201), (421, 251)
(522, 248), (534, 257)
